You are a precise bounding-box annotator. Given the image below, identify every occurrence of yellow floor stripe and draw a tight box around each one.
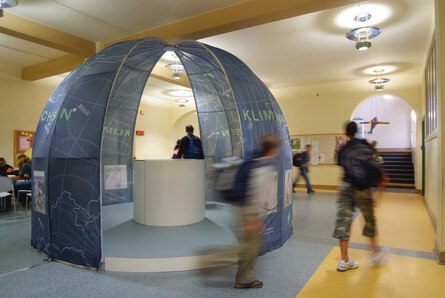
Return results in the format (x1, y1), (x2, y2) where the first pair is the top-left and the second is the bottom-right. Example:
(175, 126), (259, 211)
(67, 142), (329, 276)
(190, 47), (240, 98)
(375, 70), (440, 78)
(349, 192), (435, 253)
(297, 247), (445, 298)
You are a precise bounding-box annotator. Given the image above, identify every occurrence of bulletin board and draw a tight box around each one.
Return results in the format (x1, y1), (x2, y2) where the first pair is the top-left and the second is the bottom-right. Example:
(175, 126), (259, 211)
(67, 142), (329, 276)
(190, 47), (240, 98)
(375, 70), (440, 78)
(290, 133), (345, 165)
(14, 130), (34, 167)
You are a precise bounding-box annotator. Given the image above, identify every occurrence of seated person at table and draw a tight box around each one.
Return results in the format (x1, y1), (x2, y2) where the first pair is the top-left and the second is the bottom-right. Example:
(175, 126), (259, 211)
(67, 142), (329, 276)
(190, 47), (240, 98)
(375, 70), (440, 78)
(0, 157), (16, 176)
(14, 154), (32, 207)
(174, 125), (204, 159)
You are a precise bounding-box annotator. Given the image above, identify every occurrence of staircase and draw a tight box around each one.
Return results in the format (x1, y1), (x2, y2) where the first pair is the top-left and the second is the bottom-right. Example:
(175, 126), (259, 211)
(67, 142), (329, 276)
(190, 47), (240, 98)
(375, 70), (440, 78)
(379, 151), (415, 188)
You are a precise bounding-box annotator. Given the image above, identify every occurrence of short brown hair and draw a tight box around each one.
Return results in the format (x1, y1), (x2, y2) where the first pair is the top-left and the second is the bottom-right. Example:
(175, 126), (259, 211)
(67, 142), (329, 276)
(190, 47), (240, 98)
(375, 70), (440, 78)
(261, 133), (281, 154)
(186, 125), (194, 133)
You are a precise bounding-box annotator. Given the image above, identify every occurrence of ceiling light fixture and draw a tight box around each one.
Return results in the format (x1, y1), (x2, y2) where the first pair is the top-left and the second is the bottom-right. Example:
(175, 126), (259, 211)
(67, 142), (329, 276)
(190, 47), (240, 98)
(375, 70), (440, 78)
(168, 90), (193, 97)
(363, 65), (396, 75)
(370, 69), (390, 91)
(175, 99), (189, 104)
(178, 104), (186, 108)
(369, 78), (390, 84)
(375, 85), (384, 91)
(0, 0), (19, 17)
(353, 12), (372, 23)
(166, 63), (184, 79)
(335, 4), (392, 28)
(346, 26), (381, 51)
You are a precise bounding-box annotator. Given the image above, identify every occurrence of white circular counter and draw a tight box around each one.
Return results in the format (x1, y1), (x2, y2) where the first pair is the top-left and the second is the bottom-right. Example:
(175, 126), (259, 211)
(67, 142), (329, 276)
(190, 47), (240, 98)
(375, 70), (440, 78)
(133, 159), (205, 226)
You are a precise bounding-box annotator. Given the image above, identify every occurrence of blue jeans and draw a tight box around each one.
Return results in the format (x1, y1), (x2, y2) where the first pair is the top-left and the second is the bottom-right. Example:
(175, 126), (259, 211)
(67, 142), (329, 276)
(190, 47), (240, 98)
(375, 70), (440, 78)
(293, 167), (312, 192)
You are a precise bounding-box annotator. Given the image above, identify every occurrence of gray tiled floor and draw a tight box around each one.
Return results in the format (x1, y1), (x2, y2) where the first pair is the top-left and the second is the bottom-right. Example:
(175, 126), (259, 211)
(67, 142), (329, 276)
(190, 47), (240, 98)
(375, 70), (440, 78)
(0, 192), (339, 297)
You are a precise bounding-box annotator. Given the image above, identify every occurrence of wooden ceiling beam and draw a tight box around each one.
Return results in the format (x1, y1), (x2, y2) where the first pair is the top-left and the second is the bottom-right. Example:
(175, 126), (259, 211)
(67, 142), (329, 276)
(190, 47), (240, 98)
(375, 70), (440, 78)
(21, 54), (191, 88)
(21, 54), (85, 81)
(0, 12), (95, 57)
(105, 0), (358, 46)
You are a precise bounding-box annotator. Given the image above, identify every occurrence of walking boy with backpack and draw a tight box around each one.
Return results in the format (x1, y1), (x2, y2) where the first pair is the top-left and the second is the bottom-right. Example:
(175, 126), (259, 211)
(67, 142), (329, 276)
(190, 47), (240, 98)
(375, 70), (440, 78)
(332, 121), (386, 272)
(174, 125), (204, 159)
(209, 133), (282, 289)
(292, 144), (314, 193)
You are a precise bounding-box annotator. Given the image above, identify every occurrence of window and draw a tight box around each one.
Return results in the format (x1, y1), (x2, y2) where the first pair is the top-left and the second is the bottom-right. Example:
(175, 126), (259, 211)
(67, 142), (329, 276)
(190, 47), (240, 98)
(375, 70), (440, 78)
(425, 39), (437, 136)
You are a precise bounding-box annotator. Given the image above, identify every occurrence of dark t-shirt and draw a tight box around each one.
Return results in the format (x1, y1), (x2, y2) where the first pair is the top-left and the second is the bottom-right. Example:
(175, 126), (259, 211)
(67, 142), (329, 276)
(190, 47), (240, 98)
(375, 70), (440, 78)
(0, 164), (15, 176)
(301, 151), (310, 166)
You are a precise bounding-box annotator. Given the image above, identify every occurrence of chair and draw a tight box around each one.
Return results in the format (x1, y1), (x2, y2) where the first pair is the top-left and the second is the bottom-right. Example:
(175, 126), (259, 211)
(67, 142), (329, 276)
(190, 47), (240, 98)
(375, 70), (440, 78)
(17, 189), (32, 216)
(0, 177), (14, 214)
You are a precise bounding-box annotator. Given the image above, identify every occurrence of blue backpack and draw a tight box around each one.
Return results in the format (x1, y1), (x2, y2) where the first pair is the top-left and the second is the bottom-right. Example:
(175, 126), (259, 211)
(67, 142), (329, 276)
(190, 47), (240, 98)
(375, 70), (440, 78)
(214, 157), (262, 204)
(185, 135), (204, 159)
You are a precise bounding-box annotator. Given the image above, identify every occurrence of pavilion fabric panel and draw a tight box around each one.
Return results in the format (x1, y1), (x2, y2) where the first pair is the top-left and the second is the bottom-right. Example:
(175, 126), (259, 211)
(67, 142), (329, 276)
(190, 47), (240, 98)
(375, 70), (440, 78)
(32, 38), (293, 268)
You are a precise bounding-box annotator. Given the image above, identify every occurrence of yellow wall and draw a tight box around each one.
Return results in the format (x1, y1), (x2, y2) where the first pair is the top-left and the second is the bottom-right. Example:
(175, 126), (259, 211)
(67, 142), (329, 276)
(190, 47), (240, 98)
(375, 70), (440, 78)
(434, 0), (445, 251)
(272, 74), (423, 188)
(134, 100), (199, 159)
(0, 74), (61, 165)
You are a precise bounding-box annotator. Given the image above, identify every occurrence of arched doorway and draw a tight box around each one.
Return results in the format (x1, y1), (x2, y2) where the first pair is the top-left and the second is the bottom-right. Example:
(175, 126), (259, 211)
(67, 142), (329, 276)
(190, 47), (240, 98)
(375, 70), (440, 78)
(351, 93), (416, 150)
(351, 93), (417, 188)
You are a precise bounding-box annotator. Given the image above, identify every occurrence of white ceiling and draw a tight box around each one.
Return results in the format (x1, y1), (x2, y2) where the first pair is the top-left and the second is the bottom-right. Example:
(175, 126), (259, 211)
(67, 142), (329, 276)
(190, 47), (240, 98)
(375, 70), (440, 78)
(0, 0), (435, 92)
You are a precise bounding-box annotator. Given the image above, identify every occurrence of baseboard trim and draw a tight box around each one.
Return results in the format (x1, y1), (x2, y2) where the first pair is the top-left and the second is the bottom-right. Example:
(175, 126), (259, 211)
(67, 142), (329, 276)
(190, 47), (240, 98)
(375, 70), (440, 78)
(434, 242), (445, 265)
(294, 184), (338, 191)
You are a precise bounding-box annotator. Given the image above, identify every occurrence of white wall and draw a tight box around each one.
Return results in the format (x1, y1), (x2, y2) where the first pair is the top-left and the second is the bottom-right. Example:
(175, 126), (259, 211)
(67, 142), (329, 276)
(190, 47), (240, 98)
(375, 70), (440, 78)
(352, 94), (415, 149)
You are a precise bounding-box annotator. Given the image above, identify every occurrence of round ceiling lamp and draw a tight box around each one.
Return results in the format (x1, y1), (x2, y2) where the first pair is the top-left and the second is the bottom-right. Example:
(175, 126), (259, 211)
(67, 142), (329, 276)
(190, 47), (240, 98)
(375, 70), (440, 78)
(0, 0), (19, 17)
(369, 77), (390, 84)
(174, 99), (189, 104)
(168, 89), (193, 97)
(346, 26), (381, 51)
(363, 65), (396, 75)
(335, 4), (392, 28)
(166, 63), (185, 79)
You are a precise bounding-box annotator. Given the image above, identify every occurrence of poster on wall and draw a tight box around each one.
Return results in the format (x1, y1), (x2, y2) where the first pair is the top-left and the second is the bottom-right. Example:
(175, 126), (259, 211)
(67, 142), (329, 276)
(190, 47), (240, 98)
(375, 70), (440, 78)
(259, 171), (278, 215)
(19, 136), (31, 151)
(104, 165), (128, 190)
(291, 137), (300, 150)
(14, 130), (34, 167)
(33, 171), (46, 215)
(284, 170), (293, 208)
(335, 136), (346, 149)
(311, 139), (319, 166)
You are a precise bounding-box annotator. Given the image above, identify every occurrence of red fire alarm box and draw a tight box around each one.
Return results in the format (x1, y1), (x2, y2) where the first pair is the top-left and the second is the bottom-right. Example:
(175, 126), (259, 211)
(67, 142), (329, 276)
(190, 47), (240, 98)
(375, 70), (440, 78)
(136, 130), (144, 136)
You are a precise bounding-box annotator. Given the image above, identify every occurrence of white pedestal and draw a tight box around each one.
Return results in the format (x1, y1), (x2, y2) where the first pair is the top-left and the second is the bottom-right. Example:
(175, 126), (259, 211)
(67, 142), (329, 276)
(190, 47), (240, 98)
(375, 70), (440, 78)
(133, 159), (205, 226)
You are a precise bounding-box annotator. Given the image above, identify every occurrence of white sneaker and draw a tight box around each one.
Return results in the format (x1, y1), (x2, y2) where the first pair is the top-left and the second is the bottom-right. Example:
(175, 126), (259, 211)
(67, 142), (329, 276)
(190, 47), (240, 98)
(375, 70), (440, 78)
(337, 258), (359, 272)
(370, 247), (389, 265)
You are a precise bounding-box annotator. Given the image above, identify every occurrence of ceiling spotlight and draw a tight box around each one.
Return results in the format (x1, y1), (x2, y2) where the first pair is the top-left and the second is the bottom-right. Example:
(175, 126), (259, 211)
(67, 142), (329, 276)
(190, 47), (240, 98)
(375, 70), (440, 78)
(356, 41), (371, 51)
(375, 85), (384, 91)
(346, 26), (381, 51)
(369, 78), (390, 84)
(175, 99), (189, 104)
(166, 63), (184, 80)
(178, 104), (186, 108)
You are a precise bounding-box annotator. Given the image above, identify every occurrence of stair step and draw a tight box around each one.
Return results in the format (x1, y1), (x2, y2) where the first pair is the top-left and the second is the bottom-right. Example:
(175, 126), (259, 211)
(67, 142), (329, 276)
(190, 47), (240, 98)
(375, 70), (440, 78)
(383, 168), (414, 172)
(386, 183), (416, 188)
